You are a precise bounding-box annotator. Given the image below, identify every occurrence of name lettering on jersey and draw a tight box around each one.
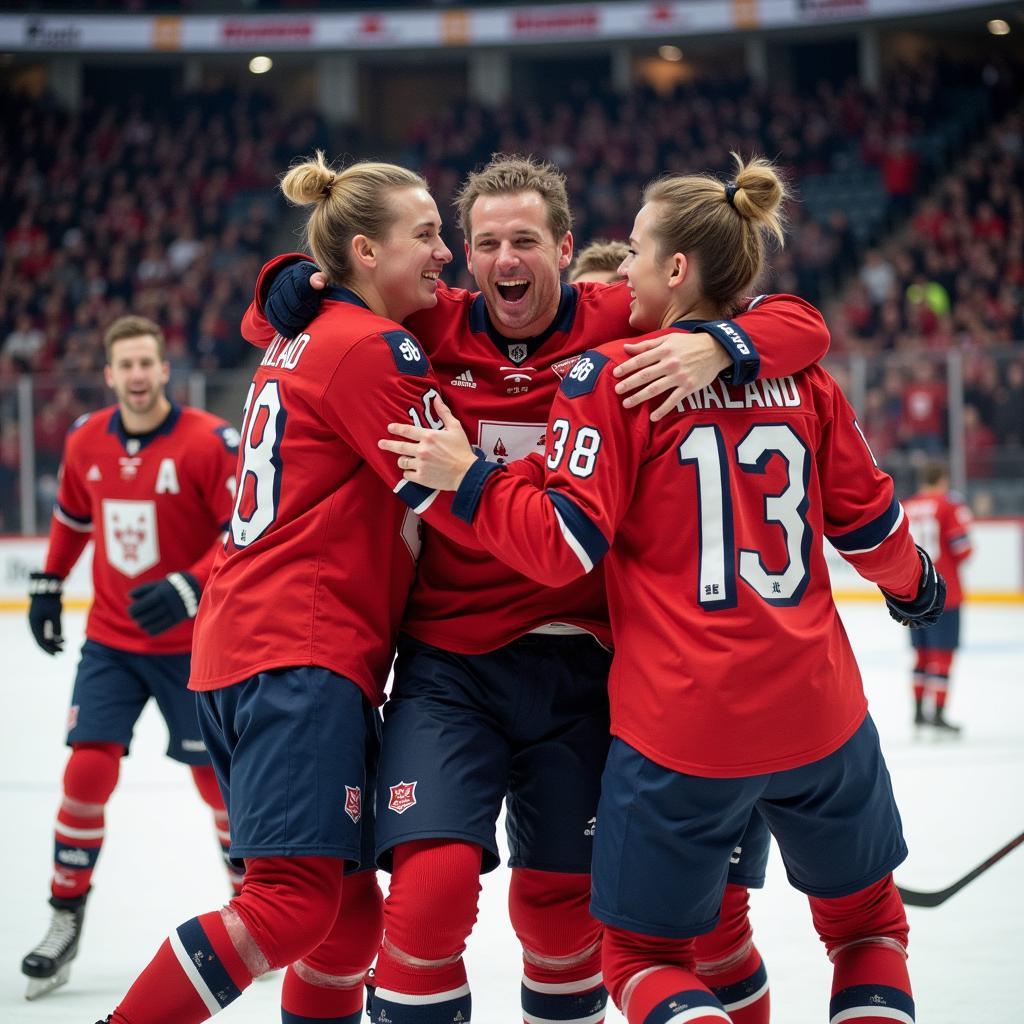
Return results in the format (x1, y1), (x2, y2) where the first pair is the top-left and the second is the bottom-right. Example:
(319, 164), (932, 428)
(119, 456), (142, 480)
(500, 364), (537, 395)
(102, 498), (160, 577)
(382, 330), (429, 377)
(676, 375), (802, 413)
(450, 368), (477, 389)
(155, 458), (180, 494)
(86, 464), (102, 481)
(507, 343), (529, 365)
(260, 332), (311, 371)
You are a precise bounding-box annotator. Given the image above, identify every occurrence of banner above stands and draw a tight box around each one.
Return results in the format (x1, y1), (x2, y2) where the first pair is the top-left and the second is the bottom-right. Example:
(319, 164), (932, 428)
(0, 0), (1002, 53)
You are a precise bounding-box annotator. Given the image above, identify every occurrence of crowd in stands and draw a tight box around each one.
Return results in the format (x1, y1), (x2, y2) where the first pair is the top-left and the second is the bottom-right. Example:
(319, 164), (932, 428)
(1, 51), (1022, 528)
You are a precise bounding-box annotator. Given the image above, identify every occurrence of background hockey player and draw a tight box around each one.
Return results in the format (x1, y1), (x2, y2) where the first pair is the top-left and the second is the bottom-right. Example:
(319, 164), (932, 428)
(23, 315), (240, 1000)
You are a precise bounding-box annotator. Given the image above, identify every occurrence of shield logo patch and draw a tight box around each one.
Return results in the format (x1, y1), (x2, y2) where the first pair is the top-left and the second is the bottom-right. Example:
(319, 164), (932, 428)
(388, 781), (417, 814)
(102, 499), (159, 578)
(344, 786), (362, 824)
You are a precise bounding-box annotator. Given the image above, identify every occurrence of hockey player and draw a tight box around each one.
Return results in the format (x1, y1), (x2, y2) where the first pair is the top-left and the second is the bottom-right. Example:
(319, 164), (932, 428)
(904, 462), (973, 732)
(248, 154), (829, 1024)
(98, 155), (495, 1024)
(569, 239), (630, 284)
(383, 155), (944, 1024)
(22, 315), (241, 1000)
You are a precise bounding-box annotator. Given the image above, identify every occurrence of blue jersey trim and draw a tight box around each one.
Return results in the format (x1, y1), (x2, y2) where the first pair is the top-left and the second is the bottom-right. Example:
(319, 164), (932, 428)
(394, 479), (437, 514)
(55, 501), (92, 529)
(323, 284), (371, 310)
(107, 402), (182, 453)
(829, 495), (902, 553)
(452, 458), (504, 523)
(695, 318), (761, 386)
(546, 488), (608, 572)
(381, 330), (430, 377)
(559, 350), (610, 398)
(469, 283), (578, 361)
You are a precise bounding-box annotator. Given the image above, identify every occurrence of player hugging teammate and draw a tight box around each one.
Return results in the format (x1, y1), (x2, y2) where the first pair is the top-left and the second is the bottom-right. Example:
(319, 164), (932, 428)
(383, 155), (945, 1024)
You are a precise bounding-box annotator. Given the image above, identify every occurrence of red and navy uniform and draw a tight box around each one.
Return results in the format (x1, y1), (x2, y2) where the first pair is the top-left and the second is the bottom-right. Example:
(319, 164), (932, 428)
(904, 487), (972, 712)
(47, 402), (237, 655)
(454, 330), (921, 776)
(451, 332), (921, 1022)
(192, 286), (465, 701)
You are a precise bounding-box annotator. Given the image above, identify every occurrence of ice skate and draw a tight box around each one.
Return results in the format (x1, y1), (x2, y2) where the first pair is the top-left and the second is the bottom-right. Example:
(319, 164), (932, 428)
(931, 707), (962, 735)
(22, 893), (87, 1000)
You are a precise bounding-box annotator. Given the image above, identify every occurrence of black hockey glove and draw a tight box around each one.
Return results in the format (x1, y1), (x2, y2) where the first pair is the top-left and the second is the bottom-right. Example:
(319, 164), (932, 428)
(127, 572), (201, 636)
(880, 545), (946, 629)
(265, 259), (323, 339)
(28, 572), (65, 655)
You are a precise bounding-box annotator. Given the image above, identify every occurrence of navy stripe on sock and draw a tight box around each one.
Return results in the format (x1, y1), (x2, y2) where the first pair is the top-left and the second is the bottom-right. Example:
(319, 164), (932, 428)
(643, 988), (726, 1024)
(521, 980), (608, 1021)
(710, 960), (767, 1009)
(175, 917), (243, 1010)
(282, 1010), (361, 1024)
(369, 989), (471, 1024)
(830, 983), (915, 1021)
(54, 840), (101, 870)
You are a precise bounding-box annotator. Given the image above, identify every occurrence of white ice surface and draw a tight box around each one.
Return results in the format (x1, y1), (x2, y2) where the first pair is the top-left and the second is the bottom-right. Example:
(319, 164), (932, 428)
(1, 603), (1021, 1024)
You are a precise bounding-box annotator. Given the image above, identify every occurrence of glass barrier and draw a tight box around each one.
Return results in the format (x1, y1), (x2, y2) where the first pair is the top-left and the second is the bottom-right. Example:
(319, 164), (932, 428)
(5, 347), (1024, 535)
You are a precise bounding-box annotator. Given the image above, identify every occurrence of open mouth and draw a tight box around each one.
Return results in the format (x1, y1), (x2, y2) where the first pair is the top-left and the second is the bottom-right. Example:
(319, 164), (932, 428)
(422, 271), (440, 283)
(496, 279), (530, 303)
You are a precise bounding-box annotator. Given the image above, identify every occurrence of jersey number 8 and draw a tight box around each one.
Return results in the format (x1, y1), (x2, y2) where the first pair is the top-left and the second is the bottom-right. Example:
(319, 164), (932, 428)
(230, 380), (286, 548)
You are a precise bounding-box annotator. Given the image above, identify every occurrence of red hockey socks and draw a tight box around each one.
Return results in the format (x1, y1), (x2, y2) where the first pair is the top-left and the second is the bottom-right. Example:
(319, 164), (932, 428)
(189, 764), (243, 895)
(602, 925), (728, 1024)
(510, 868), (607, 1023)
(810, 874), (914, 1023)
(52, 742), (122, 900)
(694, 885), (769, 1024)
(369, 839), (481, 1022)
(281, 870), (383, 1023)
(109, 856), (343, 1023)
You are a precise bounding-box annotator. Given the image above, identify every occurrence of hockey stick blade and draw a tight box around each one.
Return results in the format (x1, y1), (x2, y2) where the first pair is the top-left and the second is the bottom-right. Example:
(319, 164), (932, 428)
(898, 829), (1024, 908)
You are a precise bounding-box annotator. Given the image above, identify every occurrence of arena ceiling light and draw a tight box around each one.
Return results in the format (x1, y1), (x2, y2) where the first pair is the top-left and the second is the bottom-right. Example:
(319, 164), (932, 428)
(987, 19), (1010, 35)
(249, 55), (273, 74)
(659, 45), (683, 62)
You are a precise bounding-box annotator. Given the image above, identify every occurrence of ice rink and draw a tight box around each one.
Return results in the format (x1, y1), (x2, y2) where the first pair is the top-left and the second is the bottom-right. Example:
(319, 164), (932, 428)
(2, 601), (1022, 1024)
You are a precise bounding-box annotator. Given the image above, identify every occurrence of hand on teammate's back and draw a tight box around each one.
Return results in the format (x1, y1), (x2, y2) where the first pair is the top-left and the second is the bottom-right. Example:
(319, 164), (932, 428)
(881, 545), (947, 628)
(265, 260), (326, 339)
(28, 572), (64, 655)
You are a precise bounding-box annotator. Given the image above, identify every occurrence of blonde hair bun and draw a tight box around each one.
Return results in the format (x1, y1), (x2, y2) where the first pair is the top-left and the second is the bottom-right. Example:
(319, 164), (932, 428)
(728, 153), (786, 247)
(281, 150), (338, 207)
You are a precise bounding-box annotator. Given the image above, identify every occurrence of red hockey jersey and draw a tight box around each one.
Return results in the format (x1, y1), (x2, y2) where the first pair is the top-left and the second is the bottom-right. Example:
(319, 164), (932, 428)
(45, 403), (238, 655)
(242, 255), (831, 654)
(903, 489), (972, 608)
(453, 331), (923, 777)
(190, 289), (469, 701)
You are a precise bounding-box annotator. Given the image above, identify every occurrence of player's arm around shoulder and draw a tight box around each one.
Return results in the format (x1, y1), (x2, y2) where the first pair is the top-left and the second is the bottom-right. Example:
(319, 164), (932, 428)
(730, 292), (830, 378)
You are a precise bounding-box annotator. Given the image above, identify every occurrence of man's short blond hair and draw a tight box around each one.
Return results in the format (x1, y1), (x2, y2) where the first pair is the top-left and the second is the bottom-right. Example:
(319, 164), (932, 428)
(569, 240), (629, 283)
(455, 154), (572, 243)
(103, 315), (166, 362)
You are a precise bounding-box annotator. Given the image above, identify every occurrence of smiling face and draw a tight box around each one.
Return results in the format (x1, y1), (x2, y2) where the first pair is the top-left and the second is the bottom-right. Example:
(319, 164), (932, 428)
(369, 186), (453, 323)
(104, 334), (170, 429)
(620, 202), (678, 333)
(465, 191), (573, 339)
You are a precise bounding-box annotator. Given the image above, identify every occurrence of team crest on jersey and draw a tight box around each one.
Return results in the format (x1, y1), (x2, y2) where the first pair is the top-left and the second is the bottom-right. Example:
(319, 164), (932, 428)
(477, 421), (547, 464)
(551, 355), (582, 380)
(506, 343), (528, 365)
(344, 786), (362, 824)
(102, 498), (160, 577)
(388, 781), (417, 814)
(66, 704), (79, 733)
(86, 465), (102, 481)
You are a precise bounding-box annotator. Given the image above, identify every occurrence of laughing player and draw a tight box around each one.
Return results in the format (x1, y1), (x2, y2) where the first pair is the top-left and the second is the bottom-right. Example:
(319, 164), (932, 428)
(384, 156), (944, 1024)
(249, 154), (831, 1024)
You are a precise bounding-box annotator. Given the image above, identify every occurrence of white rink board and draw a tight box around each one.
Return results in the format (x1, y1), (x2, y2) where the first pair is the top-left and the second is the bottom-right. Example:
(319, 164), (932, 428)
(1, 604), (1022, 1023)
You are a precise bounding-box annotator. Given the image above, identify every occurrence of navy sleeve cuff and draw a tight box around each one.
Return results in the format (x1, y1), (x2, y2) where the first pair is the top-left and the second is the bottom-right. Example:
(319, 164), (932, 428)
(452, 458), (505, 523)
(698, 318), (761, 386)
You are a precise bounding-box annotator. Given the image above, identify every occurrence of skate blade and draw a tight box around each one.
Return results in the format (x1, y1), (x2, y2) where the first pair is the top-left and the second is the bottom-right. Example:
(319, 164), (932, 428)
(25, 964), (71, 1000)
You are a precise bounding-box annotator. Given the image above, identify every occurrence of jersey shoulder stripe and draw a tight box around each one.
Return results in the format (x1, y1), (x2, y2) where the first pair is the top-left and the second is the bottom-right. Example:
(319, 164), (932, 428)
(380, 329), (430, 377)
(559, 350), (611, 398)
